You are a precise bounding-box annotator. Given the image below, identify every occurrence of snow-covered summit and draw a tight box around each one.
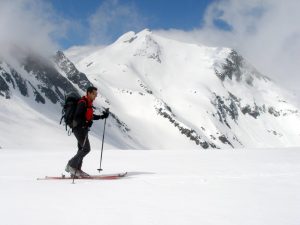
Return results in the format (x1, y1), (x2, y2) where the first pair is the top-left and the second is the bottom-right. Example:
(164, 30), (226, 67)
(63, 29), (300, 149)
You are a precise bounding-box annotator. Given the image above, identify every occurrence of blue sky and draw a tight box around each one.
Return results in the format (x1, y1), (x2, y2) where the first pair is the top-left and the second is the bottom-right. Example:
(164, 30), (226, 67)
(50, 0), (214, 48)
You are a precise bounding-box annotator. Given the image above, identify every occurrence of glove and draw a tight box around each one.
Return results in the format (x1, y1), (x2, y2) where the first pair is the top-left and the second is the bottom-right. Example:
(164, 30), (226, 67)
(100, 110), (109, 119)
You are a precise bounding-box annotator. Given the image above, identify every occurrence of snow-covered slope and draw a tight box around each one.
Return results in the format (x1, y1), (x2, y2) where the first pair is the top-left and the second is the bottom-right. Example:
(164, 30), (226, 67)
(1, 147), (300, 225)
(65, 29), (300, 149)
(0, 50), (136, 149)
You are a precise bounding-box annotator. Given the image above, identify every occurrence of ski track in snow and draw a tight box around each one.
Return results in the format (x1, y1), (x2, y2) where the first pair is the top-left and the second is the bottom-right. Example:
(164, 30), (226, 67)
(1, 148), (300, 225)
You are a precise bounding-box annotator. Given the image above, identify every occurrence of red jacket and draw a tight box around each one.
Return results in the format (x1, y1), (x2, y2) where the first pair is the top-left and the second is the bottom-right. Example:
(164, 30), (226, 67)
(78, 96), (93, 122)
(73, 96), (103, 129)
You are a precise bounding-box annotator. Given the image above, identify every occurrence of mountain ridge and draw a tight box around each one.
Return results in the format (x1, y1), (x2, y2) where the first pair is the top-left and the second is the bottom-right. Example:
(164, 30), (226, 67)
(0, 29), (299, 149)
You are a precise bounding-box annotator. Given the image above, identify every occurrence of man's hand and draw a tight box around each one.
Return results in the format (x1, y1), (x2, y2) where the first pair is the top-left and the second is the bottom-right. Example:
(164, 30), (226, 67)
(101, 110), (109, 119)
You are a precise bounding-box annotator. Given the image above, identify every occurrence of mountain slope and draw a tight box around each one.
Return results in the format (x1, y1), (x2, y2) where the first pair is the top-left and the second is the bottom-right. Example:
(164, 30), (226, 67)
(0, 29), (299, 149)
(65, 29), (300, 149)
(0, 50), (137, 149)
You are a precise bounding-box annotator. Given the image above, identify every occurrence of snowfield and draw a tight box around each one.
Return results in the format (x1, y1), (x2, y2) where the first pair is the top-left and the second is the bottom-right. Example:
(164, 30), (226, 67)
(1, 148), (300, 225)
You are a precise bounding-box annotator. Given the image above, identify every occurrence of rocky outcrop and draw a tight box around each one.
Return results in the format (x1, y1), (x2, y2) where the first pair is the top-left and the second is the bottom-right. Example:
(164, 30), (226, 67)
(22, 54), (79, 104)
(214, 50), (271, 85)
(155, 99), (218, 149)
(215, 50), (243, 82)
(54, 51), (93, 91)
(0, 64), (12, 98)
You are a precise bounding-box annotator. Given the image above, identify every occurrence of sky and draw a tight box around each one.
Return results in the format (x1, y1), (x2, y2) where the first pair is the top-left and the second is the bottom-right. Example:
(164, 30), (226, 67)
(49, 0), (213, 47)
(0, 0), (299, 100)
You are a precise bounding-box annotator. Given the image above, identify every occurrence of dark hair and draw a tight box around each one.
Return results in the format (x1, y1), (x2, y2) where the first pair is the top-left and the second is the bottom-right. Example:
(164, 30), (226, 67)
(87, 86), (97, 94)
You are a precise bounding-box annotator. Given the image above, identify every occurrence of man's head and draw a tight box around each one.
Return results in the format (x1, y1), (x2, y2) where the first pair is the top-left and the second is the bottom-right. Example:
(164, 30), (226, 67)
(86, 86), (98, 101)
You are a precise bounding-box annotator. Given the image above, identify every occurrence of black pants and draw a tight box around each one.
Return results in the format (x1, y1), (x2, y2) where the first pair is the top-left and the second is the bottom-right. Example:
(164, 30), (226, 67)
(68, 127), (90, 170)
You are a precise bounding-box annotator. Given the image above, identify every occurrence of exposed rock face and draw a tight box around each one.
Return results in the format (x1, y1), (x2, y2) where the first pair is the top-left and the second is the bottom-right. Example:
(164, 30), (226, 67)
(215, 50), (271, 85)
(0, 63), (12, 99)
(22, 54), (79, 104)
(215, 50), (244, 82)
(0, 53), (79, 105)
(54, 51), (93, 91)
(155, 99), (218, 149)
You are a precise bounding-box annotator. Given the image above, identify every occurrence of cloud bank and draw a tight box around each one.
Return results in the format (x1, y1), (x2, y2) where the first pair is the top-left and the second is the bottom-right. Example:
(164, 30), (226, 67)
(0, 0), (68, 62)
(155, 0), (300, 98)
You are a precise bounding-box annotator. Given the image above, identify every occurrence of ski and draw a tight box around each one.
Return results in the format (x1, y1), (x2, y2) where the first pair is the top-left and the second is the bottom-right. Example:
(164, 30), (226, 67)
(37, 172), (127, 180)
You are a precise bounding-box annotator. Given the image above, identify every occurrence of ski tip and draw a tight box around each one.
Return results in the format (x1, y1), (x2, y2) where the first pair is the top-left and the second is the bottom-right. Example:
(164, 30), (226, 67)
(119, 172), (127, 177)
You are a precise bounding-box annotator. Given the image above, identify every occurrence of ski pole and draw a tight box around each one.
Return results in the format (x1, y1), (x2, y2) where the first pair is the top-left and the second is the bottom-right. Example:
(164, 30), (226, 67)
(98, 108), (109, 173)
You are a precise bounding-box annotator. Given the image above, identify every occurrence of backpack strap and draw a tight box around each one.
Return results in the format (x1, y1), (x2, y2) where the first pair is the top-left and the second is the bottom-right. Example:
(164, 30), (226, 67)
(78, 96), (90, 107)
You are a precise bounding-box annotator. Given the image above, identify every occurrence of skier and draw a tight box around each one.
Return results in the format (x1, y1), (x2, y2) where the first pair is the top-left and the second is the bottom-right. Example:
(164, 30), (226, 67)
(65, 86), (109, 177)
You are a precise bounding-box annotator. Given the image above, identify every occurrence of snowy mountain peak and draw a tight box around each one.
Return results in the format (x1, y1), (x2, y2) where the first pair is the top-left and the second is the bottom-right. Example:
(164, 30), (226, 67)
(1, 29), (300, 149)
(116, 29), (153, 44)
(136, 28), (153, 39)
(133, 32), (162, 63)
(64, 30), (300, 149)
(116, 31), (137, 43)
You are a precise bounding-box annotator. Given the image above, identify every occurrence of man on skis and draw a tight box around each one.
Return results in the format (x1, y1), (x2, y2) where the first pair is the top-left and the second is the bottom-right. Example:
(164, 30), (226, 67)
(65, 86), (109, 177)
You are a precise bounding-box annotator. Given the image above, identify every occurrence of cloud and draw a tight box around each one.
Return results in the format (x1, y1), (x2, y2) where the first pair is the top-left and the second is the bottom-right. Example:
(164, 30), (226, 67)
(155, 0), (300, 100)
(88, 0), (147, 44)
(0, 0), (69, 62)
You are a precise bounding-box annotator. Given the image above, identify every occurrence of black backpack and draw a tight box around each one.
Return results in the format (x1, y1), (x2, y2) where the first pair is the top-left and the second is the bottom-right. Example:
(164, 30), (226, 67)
(60, 92), (81, 134)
